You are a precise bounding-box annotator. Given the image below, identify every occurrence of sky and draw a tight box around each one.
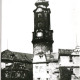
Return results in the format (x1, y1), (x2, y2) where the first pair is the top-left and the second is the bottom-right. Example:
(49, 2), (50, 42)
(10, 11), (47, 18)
(1, 0), (80, 53)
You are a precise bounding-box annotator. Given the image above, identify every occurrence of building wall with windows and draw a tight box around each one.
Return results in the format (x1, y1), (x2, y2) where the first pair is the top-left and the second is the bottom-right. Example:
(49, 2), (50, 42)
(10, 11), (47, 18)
(1, 49), (33, 80)
(59, 47), (80, 80)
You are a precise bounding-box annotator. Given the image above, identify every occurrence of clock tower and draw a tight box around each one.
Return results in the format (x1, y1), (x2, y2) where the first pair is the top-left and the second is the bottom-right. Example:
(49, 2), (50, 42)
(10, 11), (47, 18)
(32, 0), (54, 55)
(32, 1), (54, 80)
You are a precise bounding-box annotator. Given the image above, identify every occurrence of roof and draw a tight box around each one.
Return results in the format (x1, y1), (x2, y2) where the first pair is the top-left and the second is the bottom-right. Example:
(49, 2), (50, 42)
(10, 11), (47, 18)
(46, 54), (58, 62)
(1, 50), (58, 63)
(59, 49), (73, 56)
(1, 50), (33, 63)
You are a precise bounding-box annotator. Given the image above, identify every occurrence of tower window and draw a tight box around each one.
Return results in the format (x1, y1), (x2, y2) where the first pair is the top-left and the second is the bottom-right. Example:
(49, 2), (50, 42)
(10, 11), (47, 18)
(38, 22), (43, 28)
(38, 13), (42, 18)
(44, 13), (47, 17)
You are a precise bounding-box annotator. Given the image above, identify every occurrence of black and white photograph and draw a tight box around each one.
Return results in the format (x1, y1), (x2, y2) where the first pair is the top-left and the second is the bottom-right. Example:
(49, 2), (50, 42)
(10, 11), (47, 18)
(1, 0), (80, 80)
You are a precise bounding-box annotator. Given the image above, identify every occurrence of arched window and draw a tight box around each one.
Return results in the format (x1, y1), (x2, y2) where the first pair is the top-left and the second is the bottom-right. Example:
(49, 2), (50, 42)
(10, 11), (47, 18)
(38, 13), (42, 18)
(38, 22), (44, 28)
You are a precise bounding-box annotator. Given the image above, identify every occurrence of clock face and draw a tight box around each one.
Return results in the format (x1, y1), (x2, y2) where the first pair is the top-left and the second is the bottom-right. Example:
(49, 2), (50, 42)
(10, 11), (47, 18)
(37, 32), (43, 37)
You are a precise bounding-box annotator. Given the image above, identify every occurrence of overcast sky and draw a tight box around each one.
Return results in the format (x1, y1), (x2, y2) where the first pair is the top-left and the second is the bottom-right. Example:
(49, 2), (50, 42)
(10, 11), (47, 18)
(1, 0), (80, 53)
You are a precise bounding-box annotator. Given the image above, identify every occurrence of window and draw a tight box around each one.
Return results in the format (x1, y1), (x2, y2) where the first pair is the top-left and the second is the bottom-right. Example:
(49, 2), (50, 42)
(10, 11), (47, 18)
(38, 23), (42, 28)
(17, 72), (20, 78)
(47, 71), (49, 73)
(5, 72), (9, 78)
(70, 68), (73, 74)
(45, 13), (47, 17)
(46, 63), (49, 66)
(37, 78), (40, 80)
(21, 73), (25, 78)
(36, 66), (38, 69)
(69, 56), (73, 62)
(46, 78), (48, 80)
(38, 13), (42, 18)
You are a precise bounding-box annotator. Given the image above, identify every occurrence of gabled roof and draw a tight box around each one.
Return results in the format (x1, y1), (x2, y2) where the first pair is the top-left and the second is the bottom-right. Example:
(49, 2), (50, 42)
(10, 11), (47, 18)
(1, 49), (33, 63)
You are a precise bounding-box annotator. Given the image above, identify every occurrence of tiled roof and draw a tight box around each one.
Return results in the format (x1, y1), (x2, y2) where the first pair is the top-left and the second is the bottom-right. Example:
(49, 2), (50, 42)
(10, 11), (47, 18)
(58, 49), (73, 56)
(1, 50), (58, 63)
(1, 49), (33, 63)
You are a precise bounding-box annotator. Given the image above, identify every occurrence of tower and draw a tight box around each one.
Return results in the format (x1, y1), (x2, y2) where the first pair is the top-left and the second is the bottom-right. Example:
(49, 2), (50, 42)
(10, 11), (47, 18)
(32, 0), (53, 55)
(32, 0), (54, 80)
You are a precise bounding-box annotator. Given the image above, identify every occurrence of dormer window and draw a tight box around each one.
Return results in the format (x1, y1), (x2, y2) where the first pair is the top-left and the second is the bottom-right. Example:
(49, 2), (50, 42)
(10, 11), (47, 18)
(10, 54), (15, 59)
(47, 71), (49, 73)
(39, 54), (43, 58)
(38, 52), (44, 58)
(44, 12), (47, 17)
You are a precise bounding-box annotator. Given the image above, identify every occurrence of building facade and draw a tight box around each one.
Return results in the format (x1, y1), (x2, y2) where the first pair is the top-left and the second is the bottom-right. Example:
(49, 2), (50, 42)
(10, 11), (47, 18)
(1, 50), (33, 80)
